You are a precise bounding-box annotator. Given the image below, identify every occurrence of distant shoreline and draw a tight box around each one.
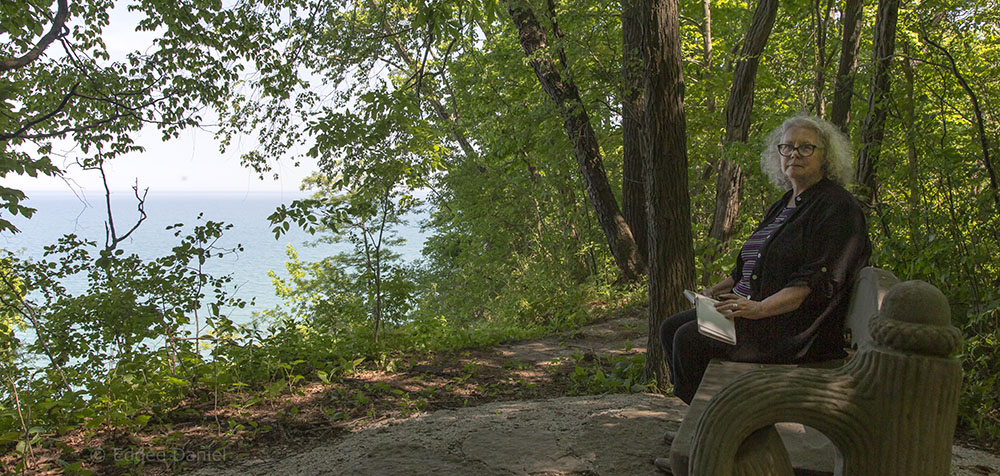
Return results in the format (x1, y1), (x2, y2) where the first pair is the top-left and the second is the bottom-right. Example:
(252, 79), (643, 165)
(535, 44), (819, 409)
(19, 189), (315, 197)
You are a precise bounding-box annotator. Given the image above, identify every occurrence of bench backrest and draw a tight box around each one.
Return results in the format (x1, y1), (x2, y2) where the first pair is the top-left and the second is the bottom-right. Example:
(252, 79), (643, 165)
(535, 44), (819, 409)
(843, 266), (900, 353)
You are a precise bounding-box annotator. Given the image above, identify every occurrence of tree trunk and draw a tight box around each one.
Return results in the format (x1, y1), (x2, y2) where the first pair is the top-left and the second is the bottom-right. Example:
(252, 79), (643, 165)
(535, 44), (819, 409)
(900, 40), (923, 246)
(702, 0), (716, 112)
(622, 0), (649, 265)
(813, 0), (834, 117)
(855, 0), (900, 207)
(723, 0), (778, 145)
(708, 0), (778, 244)
(642, 0), (697, 389)
(708, 156), (744, 241)
(830, 0), (864, 132)
(505, 0), (646, 282)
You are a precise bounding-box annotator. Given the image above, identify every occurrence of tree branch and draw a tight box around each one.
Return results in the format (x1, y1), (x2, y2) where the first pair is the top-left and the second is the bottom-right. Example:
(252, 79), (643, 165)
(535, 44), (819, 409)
(545, 0), (569, 71)
(0, 0), (69, 73)
(95, 162), (148, 252)
(922, 33), (1000, 213)
(0, 83), (80, 142)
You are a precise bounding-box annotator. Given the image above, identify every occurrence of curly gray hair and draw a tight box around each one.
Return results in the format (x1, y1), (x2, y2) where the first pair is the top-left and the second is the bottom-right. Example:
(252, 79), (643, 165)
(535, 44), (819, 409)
(760, 114), (854, 189)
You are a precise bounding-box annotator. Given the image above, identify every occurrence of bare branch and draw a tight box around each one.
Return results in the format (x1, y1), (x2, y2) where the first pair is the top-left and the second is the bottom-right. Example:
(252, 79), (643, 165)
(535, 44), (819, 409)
(97, 163), (148, 252)
(116, 181), (150, 246)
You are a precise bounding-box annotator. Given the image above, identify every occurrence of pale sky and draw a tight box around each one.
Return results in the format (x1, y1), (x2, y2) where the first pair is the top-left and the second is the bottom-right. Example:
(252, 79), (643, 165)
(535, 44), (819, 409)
(7, 2), (319, 195)
(8, 126), (317, 194)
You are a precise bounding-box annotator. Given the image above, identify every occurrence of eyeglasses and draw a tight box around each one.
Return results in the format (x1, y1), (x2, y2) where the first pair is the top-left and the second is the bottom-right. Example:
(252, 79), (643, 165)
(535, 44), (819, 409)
(777, 144), (819, 157)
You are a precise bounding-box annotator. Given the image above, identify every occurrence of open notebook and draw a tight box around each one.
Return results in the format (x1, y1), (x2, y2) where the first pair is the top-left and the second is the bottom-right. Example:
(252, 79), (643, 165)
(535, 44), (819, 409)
(684, 290), (737, 345)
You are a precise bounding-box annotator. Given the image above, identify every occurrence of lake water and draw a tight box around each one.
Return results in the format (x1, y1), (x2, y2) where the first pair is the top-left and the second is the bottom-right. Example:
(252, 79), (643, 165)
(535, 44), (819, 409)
(1, 191), (429, 328)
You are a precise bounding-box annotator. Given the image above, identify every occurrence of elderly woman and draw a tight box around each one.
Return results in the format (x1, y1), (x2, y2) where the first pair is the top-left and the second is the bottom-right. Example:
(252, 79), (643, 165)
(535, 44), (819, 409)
(660, 114), (871, 405)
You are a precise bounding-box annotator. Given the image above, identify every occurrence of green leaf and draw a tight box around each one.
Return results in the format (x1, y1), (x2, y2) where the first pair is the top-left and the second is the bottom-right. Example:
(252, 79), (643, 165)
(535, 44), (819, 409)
(0, 432), (21, 445)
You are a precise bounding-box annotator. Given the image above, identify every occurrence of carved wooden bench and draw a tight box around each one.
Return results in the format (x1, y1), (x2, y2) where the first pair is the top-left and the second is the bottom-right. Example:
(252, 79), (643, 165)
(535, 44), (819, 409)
(665, 267), (963, 476)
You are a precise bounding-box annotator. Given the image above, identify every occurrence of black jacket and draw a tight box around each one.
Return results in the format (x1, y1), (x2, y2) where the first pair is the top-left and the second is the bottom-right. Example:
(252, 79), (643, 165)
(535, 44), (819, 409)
(728, 178), (871, 363)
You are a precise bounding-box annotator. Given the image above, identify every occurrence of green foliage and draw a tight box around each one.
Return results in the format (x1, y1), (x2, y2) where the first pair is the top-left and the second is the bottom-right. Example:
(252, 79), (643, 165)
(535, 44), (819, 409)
(957, 307), (1000, 442)
(267, 172), (419, 346)
(0, 216), (245, 437)
(567, 347), (653, 396)
(0, 258), (26, 367)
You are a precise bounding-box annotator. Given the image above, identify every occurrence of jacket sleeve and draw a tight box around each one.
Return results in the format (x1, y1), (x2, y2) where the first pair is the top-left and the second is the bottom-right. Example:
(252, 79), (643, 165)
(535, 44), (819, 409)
(784, 194), (870, 298)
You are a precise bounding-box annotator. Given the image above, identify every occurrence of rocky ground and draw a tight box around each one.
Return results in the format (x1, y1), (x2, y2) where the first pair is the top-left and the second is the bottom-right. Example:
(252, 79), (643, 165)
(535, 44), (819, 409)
(189, 393), (1000, 476)
(184, 313), (1000, 476)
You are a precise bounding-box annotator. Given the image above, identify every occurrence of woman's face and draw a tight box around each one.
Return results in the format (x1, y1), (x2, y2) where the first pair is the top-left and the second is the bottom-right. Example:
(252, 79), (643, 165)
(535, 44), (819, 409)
(779, 126), (825, 188)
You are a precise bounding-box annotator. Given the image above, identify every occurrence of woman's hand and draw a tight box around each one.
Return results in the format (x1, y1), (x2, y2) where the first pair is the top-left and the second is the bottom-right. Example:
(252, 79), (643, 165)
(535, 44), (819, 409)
(713, 286), (811, 320)
(714, 293), (767, 320)
(701, 276), (735, 299)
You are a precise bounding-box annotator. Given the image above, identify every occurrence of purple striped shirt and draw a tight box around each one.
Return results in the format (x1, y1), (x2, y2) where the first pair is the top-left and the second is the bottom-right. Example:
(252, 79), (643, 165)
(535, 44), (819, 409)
(732, 206), (795, 299)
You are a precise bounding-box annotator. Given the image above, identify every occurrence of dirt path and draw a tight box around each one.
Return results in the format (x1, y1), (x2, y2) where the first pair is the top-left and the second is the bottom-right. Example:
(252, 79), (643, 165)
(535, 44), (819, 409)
(494, 312), (648, 365)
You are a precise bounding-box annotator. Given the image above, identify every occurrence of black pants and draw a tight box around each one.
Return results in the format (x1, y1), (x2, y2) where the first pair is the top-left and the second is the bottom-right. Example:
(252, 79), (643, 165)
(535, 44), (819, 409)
(659, 309), (735, 404)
